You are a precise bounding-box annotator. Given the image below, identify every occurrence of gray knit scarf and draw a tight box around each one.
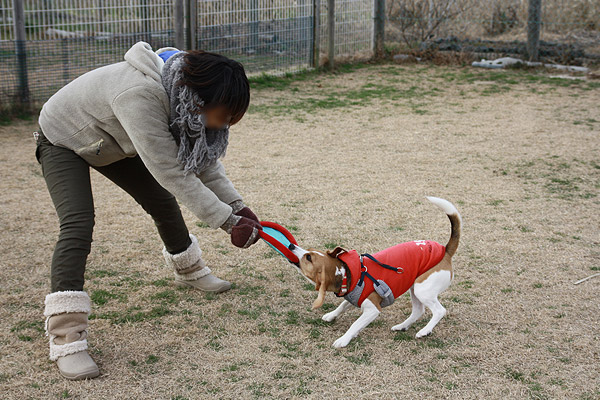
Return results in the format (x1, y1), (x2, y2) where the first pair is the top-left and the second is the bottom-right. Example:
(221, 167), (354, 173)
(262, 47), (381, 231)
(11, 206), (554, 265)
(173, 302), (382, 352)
(161, 51), (229, 176)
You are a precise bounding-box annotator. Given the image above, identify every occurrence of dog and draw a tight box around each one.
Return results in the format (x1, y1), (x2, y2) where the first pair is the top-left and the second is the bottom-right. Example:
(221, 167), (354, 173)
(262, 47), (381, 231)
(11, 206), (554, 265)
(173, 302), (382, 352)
(289, 196), (461, 348)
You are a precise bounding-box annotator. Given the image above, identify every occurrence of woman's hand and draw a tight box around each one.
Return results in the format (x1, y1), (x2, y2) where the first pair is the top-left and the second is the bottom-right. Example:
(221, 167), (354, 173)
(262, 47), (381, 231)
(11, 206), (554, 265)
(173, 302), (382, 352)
(220, 206), (262, 248)
(230, 216), (262, 248)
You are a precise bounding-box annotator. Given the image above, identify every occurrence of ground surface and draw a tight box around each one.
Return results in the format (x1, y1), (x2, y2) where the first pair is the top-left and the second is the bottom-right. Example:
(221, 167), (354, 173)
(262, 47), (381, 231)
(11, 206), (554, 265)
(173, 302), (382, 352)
(0, 62), (599, 399)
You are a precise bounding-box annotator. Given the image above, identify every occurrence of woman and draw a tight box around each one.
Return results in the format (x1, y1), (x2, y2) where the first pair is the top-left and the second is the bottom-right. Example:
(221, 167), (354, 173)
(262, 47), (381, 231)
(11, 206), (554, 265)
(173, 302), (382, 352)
(34, 41), (262, 380)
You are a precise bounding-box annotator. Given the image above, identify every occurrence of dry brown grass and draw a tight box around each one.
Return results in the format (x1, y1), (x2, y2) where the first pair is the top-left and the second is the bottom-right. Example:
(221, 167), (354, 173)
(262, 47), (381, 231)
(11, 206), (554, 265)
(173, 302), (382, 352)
(0, 62), (599, 399)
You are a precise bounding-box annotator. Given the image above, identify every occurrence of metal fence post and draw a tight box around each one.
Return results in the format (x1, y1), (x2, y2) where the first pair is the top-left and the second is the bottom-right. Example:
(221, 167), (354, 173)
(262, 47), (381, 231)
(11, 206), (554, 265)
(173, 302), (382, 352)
(141, 0), (151, 45)
(373, 0), (385, 58)
(189, 0), (197, 50)
(183, 0), (196, 50)
(96, 0), (105, 36)
(174, 0), (184, 49)
(327, 0), (334, 69)
(13, 0), (29, 105)
(527, 0), (541, 61)
(249, 0), (258, 53)
(312, 0), (320, 68)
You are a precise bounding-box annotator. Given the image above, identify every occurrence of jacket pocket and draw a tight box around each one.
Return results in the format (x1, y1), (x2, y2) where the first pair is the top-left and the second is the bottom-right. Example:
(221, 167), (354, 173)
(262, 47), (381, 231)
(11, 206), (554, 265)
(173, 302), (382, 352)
(74, 138), (125, 166)
(76, 138), (104, 156)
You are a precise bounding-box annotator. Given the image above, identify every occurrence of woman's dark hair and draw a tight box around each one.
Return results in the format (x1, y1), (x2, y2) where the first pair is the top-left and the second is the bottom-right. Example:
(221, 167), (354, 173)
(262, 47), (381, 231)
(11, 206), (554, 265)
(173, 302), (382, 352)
(178, 50), (250, 125)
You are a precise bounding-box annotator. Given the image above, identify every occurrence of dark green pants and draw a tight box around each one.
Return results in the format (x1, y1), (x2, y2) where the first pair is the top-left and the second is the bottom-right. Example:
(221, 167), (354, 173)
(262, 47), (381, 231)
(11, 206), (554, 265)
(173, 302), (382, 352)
(35, 128), (192, 292)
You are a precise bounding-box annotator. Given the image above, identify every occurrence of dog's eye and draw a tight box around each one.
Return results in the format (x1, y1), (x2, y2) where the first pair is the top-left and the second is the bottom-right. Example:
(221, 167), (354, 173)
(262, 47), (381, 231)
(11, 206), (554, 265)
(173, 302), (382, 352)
(306, 254), (312, 262)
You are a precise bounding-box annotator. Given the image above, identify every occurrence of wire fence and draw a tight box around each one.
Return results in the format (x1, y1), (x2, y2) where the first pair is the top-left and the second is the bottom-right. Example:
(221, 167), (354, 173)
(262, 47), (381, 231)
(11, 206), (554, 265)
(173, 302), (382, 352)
(0, 0), (374, 109)
(195, 1), (313, 74)
(321, 0), (373, 59)
(192, 1), (373, 74)
(1, 0), (598, 112)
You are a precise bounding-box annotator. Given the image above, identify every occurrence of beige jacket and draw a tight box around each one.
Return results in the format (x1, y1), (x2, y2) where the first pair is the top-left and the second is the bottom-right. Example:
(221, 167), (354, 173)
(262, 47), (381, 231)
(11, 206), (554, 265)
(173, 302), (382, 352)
(38, 41), (241, 229)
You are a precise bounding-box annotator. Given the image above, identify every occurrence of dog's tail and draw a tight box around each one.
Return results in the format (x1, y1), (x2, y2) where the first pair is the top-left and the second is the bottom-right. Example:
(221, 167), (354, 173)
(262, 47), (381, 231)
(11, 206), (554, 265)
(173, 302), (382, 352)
(426, 196), (461, 258)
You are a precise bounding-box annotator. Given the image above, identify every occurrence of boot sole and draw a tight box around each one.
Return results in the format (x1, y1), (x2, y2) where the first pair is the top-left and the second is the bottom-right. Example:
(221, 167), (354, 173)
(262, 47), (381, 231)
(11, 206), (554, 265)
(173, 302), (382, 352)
(174, 280), (232, 293)
(59, 368), (100, 380)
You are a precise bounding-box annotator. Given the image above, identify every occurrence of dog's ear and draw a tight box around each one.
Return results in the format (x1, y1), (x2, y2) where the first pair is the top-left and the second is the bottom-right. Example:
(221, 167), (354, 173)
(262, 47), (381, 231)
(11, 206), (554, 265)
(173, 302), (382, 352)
(312, 266), (328, 309)
(326, 246), (346, 259)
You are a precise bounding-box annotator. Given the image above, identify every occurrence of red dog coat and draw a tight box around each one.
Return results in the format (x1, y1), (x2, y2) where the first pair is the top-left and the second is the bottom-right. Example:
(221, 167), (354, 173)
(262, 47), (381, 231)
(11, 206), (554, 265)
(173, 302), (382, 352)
(337, 240), (446, 307)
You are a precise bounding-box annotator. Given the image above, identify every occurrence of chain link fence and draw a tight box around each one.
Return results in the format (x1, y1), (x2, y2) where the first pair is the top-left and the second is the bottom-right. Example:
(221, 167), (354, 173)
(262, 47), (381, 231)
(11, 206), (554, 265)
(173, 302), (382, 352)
(194, 1), (314, 75)
(1, 0), (598, 114)
(1, 0), (176, 107)
(1, 0), (374, 110)
(321, 0), (374, 60)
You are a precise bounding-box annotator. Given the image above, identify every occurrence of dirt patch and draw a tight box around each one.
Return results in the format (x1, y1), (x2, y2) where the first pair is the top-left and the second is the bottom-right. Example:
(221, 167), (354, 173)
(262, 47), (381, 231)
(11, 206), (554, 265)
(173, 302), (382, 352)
(0, 63), (599, 399)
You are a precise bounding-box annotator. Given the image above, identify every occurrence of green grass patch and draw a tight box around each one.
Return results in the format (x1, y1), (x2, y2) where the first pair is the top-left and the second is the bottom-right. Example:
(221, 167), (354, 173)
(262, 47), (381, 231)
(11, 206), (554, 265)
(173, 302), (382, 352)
(150, 289), (179, 305)
(344, 351), (372, 365)
(393, 330), (413, 342)
(91, 289), (125, 305)
(237, 308), (261, 320)
(285, 310), (300, 325)
(505, 367), (526, 382)
(248, 63), (368, 91)
(151, 278), (171, 287)
(145, 354), (159, 364)
(509, 157), (599, 201)
(235, 284), (266, 296)
(249, 73), (438, 118)
(88, 269), (119, 278)
(90, 305), (171, 325)
(11, 320), (44, 334)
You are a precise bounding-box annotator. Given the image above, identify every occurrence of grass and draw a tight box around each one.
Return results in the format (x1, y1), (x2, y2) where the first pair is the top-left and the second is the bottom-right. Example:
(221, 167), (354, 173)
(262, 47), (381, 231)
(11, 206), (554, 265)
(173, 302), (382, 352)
(509, 157), (599, 200)
(90, 289), (123, 305)
(1, 61), (598, 398)
(3, 54), (599, 126)
(247, 61), (600, 124)
(150, 289), (180, 305)
(145, 354), (160, 364)
(90, 305), (172, 325)
(0, 102), (36, 126)
(87, 269), (119, 278)
(248, 62), (369, 91)
(248, 79), (440, 117)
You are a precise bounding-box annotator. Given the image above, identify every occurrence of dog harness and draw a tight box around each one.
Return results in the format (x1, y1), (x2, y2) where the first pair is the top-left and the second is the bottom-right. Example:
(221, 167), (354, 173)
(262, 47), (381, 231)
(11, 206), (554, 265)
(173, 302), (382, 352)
(336, 240), (446, 308)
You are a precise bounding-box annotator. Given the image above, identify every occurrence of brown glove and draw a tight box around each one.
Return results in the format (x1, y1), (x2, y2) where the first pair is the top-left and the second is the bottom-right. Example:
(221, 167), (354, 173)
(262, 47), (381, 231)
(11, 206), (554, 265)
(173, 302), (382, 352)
(231, 216), (262, 248)
(221, 212), (262, 249)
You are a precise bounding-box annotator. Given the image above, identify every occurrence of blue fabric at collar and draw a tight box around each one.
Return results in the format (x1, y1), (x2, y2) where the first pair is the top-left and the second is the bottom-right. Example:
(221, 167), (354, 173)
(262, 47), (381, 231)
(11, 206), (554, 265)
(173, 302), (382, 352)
(158, 50), (182, 62)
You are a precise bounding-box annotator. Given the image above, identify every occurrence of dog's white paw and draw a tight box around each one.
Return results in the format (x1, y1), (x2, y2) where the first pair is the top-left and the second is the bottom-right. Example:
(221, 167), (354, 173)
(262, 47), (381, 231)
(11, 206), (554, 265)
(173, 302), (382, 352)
(332, 336), (351, 348)
(391, 323), (408, 331)
(322, 312), (338, 322)
(415, 328), (432, 338)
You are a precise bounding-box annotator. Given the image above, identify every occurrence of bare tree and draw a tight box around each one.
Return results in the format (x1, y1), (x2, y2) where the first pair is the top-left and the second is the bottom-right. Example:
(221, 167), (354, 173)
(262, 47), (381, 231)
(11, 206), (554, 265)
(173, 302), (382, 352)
(388, 0), (462, 47)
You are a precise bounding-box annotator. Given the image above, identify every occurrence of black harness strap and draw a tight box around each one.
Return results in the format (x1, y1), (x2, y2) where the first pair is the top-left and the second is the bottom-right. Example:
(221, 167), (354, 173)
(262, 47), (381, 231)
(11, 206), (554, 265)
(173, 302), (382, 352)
(361, 253), (404, 274)
(355, 253), (405, 288)
(347, 253), (402, 308)
(358, 270), (379, 287)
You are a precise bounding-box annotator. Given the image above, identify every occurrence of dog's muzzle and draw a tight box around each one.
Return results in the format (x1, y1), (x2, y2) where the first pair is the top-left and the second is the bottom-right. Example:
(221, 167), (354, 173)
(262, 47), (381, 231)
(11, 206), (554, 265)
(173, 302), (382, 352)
(288, 244), (316, 284)
(288, 243), (308, 266)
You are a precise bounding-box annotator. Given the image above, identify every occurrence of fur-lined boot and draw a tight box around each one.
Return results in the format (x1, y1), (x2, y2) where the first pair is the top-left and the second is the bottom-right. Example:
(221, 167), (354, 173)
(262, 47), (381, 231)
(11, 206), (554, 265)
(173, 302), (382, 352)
(163, 234), (231, 293)
(44, 291), (99, 380)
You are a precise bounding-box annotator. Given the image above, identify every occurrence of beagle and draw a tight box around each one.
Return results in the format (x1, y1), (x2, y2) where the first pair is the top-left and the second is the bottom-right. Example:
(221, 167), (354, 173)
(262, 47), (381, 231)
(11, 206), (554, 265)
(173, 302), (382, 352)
(289, 197), (461, 348)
